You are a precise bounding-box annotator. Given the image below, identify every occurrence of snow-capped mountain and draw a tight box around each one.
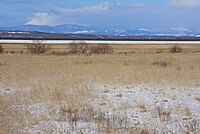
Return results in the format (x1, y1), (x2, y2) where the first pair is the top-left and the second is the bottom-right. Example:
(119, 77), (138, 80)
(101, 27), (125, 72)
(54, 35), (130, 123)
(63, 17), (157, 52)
(0, 24), (200, 39)
(0, 24), (100, 34)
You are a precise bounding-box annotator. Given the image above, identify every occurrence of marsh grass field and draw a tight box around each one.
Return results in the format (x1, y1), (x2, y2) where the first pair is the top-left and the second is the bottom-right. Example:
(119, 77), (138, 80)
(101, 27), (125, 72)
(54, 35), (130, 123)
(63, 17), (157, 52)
(0, 43), (200, 133)
(1, 43), (200, 54)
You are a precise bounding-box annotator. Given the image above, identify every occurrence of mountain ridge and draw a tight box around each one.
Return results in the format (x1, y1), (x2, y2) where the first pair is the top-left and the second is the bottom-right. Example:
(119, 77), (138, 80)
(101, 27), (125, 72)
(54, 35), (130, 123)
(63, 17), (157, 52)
(1, 24), (200, 40)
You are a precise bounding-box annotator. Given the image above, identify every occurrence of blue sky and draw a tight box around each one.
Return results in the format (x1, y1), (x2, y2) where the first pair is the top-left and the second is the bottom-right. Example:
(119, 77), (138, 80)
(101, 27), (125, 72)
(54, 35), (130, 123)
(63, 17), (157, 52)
(0, 0), (200, 29)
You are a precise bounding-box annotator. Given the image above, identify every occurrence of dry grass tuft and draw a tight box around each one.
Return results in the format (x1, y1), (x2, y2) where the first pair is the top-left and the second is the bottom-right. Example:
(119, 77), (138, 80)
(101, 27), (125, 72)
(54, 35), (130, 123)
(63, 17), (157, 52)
(137, 103), (147, 112)
(185, 107), (192, 117)
(115, 93), (123, 97)
(157, 106), (171, 122)
(0, 45), (4, 53)
(90, 45), (113, 54)
(194, 98), (200, 102)
(103, 89), (110, 93)
(50, 51), (68, 56)
(152, 61), (171, 67)
(170, 45), (182, 53)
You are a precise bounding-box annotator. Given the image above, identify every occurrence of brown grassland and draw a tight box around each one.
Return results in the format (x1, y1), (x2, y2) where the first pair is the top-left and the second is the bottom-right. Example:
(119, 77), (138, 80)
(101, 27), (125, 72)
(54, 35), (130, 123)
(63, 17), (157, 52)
(0, 43), (200, 133)
(1, 43), (200, 53)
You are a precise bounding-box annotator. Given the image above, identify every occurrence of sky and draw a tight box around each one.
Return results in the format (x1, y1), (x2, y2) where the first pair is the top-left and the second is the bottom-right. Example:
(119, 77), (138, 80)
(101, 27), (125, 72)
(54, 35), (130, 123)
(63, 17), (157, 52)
(0, 0), (200, 30)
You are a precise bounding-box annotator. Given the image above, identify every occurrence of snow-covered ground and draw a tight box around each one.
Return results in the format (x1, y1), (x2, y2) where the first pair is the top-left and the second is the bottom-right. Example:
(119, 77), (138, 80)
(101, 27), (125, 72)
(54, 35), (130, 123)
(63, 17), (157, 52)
(1, 40), (200, 44)
(3, 83), (199, 133)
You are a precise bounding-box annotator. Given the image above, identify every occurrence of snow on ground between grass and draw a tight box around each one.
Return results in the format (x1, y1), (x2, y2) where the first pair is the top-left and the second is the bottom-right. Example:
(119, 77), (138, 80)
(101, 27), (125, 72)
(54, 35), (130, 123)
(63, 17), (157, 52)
(19, 84), (200, 133)
(1, 83), (200, 133)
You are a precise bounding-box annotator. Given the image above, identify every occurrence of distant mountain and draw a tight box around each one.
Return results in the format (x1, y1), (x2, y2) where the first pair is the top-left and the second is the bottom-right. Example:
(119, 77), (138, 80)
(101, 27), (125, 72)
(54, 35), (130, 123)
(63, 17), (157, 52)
(0, 24), (100, 34)
(0, 24), (200, 40)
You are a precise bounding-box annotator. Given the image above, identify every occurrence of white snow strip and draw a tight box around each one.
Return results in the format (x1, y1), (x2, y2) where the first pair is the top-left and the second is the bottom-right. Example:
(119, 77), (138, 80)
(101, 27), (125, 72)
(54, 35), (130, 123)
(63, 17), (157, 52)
(1, 40), (200, 44)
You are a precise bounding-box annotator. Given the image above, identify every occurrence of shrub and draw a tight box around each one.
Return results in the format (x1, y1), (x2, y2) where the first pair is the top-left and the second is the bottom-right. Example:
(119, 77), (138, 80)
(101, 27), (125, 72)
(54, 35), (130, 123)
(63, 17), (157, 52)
(0, 45), (4, 53)
(9, 51), (15, 54)
(51, 51), (68, 56)
(170, 45), (182, 53)
(152, 61), (171, 67)
(26, 40), (50, 54)
(68, 42), (89, 54)
(156, 49), (163, 53)
(90, 45), (113, 54)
